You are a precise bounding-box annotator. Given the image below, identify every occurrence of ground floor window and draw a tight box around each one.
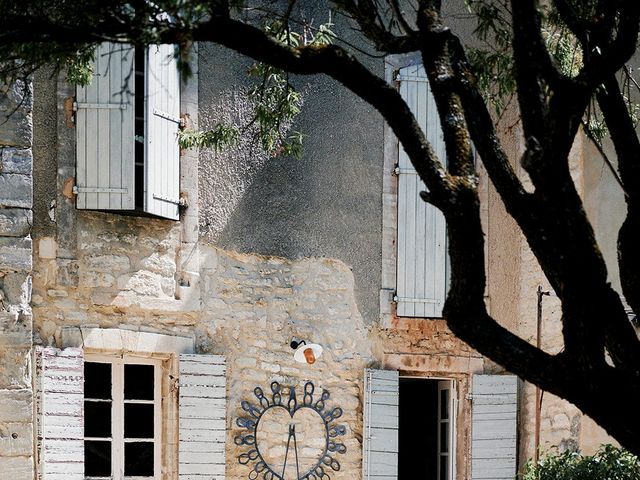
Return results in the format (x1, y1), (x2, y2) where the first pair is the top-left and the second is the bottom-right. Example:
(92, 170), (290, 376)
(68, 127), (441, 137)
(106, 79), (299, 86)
(84, 355), (162, 480)
(399, 377), (455, 480)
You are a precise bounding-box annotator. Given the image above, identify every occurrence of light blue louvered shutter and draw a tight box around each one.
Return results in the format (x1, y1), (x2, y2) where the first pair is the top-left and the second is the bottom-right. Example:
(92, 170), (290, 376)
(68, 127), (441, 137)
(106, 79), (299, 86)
(145, 44), (181, 220)
(362, 369), (399, 480)
(471, 375), (518, 480)
(76, 43), (135, 210)
(179, 354), (226, 480)
(396, 64), (448, 317)
(35, 347), (84, 480)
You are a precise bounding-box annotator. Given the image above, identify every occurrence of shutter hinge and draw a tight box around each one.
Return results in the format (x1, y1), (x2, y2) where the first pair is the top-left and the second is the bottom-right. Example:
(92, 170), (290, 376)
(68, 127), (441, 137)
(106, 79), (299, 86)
(393, 164), (400, 176)
(153, 108), (185, 126)
(74, 102), (128, 110)
(466, 393), (474, 401)
(153, 194), (188, 208)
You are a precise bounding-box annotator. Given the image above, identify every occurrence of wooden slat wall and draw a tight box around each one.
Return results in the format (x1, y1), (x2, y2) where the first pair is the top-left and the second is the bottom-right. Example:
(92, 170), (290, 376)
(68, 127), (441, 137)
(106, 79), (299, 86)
(76, 43), (135, 210)
(35, 347), (84, 480)
(362, 369), (399, 480)
(471, 375), (518, 480)
(145, 44), (181, 220)
(179, 354), (226, 480)
(396, 64), (448, 317)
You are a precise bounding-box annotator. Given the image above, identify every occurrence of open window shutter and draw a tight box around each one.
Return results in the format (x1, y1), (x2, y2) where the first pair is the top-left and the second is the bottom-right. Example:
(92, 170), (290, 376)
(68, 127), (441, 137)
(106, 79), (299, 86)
(363, 369), (399, 480)
(396, 64), (448, 317)
(145, 44), (181, 220)
(35, 347), (84, 480)
(179, 354), (226, 480)
(76, 42), (135, 210)
(471, 375), (517, 480)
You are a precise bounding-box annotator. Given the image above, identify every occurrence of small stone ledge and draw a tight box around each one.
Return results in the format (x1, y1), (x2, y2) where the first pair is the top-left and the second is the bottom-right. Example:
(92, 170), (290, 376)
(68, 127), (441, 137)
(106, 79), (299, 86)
(61, 326), (195, 354)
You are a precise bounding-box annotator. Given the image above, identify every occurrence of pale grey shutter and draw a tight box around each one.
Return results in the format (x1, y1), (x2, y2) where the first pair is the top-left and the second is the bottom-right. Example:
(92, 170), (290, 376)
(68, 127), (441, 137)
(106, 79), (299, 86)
(396, 64), (448, 317)
(145, 44), (181, 220)
(179, 354), (226, 480)
(471, 375), (517, 480)
(76, 42), (135, 210)
(362, 369), (399, 480)
(35, 347), (84, 480)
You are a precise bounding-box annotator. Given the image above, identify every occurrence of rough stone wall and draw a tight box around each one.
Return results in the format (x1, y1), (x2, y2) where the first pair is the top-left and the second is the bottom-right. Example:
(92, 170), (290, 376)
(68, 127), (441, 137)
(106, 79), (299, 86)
(0, 80), (34, 479)
(32, 212), (199, 343)
(198, 246), (375, 480)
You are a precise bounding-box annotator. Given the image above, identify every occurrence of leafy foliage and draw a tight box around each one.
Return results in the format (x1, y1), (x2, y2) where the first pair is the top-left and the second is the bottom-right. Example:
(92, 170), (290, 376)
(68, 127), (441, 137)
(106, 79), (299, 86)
(521, 445), (640, 480)
(178, 18), (334, 158)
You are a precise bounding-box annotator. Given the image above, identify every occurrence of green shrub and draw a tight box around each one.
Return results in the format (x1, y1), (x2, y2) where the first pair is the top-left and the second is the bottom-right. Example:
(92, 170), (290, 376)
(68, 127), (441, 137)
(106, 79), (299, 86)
(521, 444), (640, 480)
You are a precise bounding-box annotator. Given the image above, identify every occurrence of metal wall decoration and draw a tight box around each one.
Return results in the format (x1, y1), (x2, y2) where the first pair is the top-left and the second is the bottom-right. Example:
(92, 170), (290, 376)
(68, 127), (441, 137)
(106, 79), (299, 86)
(235, 381), (347, 480)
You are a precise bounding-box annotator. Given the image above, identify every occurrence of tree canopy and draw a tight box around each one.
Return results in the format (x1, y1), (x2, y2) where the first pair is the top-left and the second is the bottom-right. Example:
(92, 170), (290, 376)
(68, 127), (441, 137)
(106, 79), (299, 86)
(1, 0), (639, 454)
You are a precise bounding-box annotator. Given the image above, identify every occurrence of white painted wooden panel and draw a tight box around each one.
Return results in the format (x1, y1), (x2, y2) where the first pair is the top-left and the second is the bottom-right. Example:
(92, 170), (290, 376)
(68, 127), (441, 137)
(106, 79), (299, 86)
(396, 64), (448, 317)
(363, 369), (399, 480)
(145, 44), (181, 220)
(179, 354), (226, 480)
(35, 347), (84, 480)
(76, 42), (135, 210)
(471, 375), (517, 480)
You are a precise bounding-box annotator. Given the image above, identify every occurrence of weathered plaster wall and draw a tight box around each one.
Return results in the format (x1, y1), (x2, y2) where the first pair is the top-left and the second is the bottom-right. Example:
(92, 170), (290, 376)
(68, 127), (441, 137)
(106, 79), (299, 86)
(197, 4), (384, 325)
(0, 80), (34, 479)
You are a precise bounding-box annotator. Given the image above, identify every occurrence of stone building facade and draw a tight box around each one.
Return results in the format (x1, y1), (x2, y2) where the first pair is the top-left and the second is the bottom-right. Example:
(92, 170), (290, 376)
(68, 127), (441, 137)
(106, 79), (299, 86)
(0, 15), (627, 480)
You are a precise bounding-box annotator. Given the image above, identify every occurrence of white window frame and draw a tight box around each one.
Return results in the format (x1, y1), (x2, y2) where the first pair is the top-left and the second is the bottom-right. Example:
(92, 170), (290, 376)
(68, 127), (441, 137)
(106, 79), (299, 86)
(84, 353), (164, 480)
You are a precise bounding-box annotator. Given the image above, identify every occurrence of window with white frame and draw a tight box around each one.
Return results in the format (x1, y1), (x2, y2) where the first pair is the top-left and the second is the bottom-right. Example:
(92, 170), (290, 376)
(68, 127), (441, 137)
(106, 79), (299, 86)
(362, 369), (517, 480)
(83, 355), (162, 479)
(74, 42), (182, 220)
(35, 341), (226, 480)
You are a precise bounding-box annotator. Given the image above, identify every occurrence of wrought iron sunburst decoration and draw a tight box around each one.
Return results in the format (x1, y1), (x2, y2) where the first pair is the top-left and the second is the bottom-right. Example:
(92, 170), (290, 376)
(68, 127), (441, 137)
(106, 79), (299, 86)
(235, 381), (347, 480)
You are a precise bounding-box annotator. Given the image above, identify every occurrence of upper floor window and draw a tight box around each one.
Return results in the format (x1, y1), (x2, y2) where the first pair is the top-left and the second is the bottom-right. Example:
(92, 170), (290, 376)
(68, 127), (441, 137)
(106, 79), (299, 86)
(395, 64), (449, 317)
(74, 43), (182, 220)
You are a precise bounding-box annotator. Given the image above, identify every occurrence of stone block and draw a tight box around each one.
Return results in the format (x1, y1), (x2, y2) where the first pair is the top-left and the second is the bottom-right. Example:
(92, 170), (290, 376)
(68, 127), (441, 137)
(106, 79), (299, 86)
(0, 148), (32, 174)
(0, 390), (32, 422)
(0, 238), (32, 273)
(57, 258), (79, 287)
(0, 82), (32, 149)
(0, 348), (30, 389)
(0, 209), (31, 237)
(0, 422), (32, 457)
(0, 273), (31, 306)
(37, 237), (56, 259)
(85, 254), (130, 272)
(0, 173), (32, 208)
(0, 455), (33, 480)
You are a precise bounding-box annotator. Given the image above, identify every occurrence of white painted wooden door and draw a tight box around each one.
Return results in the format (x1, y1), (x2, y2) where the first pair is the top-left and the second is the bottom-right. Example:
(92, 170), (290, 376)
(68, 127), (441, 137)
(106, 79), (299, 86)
(363, 369), (399, 480)
(178, 354), (226, 480)
(471, 375), (518, 480)
(76, 42), (135, 210)
(35, 347), (85, 480)
(145, 44), (181, 220)
(396, 64), (448, 317)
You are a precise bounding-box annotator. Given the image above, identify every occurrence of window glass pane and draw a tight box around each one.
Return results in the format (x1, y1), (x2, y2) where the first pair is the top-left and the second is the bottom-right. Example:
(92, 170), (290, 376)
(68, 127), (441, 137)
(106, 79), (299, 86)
(85, 362), (111, 400)
(440, 388), (449, 420)
(85, 400), (111, 438)
(124, 364), (154, 400)
(124, 403), (154, 438)
(439, 455), (449, 480)
(440, 423), (448, 453)
(125, 441), (154, 476)
(85, 440), (111, 476)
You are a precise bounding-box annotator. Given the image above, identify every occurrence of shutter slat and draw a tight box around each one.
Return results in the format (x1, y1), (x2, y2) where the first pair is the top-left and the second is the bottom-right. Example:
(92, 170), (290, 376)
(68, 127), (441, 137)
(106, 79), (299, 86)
(363, 369), (398, 480)
(76, 43), (134, 210)
(179, 354), (226, 480)
(471, 375), (517, 480)
(36, 347), (84, 480)
(396, 65), (448, 317)
(145, 44), (180, 220)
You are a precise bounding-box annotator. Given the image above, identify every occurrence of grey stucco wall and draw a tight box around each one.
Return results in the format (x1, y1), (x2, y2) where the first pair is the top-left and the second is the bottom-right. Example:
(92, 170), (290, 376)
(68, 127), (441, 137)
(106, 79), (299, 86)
(197, 8), (384, 324)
